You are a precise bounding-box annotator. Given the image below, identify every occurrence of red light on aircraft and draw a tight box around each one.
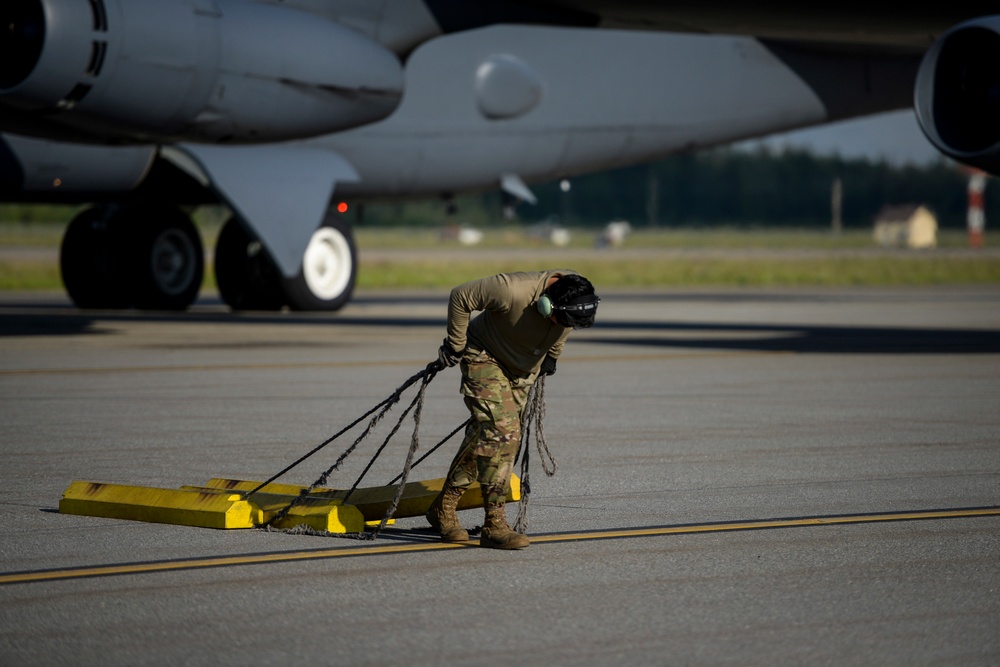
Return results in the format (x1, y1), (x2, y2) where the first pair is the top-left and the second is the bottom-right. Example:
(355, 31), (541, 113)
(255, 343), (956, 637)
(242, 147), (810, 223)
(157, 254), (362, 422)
(337, 202), (349, 214)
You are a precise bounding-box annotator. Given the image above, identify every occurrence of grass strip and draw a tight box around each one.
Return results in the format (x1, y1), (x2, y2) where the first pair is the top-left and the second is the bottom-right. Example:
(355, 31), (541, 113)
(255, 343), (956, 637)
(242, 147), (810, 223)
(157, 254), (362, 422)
(3, 255), (999, 292)
(2, 226), (997, 291)
(355, 255), (1000, 289)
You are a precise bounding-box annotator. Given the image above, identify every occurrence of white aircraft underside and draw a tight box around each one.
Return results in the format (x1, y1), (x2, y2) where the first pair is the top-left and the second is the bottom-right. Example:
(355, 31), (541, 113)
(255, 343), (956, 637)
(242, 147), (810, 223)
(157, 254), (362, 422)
(0, 0), (997, 311)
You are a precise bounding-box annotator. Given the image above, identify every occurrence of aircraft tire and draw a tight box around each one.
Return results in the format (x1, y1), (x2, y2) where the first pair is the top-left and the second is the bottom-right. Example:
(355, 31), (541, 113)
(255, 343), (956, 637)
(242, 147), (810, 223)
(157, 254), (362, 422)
(60, 206), (132, 309)
(214, 217), (286, 311)
(123, 205), (204, 311)
(282, 215), (357, 312)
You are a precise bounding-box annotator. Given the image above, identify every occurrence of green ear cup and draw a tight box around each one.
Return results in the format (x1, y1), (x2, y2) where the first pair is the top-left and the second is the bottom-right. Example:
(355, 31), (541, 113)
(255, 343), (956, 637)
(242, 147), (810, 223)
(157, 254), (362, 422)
(536, 294), (552, 317)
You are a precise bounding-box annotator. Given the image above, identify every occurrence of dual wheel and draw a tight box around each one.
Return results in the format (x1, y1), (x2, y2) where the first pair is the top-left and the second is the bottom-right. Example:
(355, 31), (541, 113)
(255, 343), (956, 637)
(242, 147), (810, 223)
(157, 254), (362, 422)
(59, 204), (356, 312)
(214, 213), (357, 311)
(60, 203), (203, 310)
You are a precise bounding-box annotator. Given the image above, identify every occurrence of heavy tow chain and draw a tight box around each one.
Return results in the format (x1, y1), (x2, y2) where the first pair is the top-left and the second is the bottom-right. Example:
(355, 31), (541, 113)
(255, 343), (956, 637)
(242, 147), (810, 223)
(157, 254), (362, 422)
(251, 361), (464, 540)
(254, 361), (553, 541)
(514, 374), (556, 534)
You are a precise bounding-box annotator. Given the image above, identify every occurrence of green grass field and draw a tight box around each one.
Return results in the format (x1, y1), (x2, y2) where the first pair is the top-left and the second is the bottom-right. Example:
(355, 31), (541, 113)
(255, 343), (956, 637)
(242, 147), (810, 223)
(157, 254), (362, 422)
(1, 219), (998, 291)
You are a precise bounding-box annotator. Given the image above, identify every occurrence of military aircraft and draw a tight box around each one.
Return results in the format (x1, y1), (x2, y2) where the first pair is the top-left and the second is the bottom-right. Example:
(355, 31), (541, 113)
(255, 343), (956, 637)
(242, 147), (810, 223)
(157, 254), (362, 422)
(1, 1), (997, 311)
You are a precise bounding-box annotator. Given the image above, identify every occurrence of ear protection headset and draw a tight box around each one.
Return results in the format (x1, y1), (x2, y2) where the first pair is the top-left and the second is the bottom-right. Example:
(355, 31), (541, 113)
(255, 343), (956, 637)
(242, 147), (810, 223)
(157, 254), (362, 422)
(536, 294), (555, 317)
(537, 292), (600, 325)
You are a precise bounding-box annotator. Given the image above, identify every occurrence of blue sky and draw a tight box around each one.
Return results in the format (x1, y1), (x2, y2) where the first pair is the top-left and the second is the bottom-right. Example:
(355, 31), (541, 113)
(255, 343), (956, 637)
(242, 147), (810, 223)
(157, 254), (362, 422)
(737, 110), (942, 165)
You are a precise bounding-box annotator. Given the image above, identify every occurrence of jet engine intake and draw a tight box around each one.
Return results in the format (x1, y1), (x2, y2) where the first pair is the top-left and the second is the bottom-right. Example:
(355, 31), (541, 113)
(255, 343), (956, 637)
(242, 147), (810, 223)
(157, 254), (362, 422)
(915, 16), (1000, 174)
(0, 0), (403, 143)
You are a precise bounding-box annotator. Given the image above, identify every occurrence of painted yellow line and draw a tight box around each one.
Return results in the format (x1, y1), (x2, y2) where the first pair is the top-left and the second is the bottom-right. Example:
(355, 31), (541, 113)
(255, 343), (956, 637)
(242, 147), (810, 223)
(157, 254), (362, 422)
(528, 507), (1000, 544)
(0, 542), (468, 585)
(2, 506), (997, 586)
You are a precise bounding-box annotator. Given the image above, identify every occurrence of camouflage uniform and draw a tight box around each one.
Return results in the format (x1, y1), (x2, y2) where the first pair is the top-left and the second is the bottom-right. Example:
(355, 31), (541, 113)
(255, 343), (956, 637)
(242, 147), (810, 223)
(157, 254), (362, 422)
(443, 347), (531, 504)
(442, 271), (575, 500)
(431, 270), (581, 548)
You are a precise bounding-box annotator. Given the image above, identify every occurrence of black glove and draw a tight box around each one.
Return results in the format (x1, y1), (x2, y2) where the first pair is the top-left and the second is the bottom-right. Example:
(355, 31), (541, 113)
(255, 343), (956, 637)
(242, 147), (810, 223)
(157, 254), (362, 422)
(437, 339), (463, 368)
(541, 355), (557, 377)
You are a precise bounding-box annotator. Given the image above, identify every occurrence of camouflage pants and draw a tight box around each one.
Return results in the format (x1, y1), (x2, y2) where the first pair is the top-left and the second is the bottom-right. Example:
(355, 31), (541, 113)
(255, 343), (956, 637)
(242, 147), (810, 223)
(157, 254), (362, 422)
(443, 348), (530, 505)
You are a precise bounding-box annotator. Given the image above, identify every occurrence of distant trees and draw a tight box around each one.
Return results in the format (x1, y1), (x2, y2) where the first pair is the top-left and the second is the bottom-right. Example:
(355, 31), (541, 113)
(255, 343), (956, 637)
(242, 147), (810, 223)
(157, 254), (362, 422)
(527, 148), (990, 229)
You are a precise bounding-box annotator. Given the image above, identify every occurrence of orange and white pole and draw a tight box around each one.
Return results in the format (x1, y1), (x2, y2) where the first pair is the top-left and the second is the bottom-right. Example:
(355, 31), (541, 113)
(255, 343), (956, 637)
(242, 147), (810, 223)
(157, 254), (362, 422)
(967, 170), (986, 248)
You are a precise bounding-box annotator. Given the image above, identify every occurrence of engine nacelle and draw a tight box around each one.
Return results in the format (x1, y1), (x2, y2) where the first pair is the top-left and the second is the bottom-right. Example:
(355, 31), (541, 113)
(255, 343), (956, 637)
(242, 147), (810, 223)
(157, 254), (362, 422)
(915, 16), (1000, 174)
(0, 0), (403, 143)
(0, 133), (154, 194)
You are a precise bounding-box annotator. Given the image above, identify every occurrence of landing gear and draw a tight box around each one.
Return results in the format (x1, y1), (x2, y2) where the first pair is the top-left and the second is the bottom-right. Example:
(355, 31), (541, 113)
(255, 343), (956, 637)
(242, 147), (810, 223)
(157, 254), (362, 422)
(60, 203), (204, 310)
(60, 203), (357, 313)
(283, 215), (357, 312)
(213, 217), (285, 311)
(60, 207), (130, 309)
(214, 214), (357, 312)
(128, 208), (204, 310)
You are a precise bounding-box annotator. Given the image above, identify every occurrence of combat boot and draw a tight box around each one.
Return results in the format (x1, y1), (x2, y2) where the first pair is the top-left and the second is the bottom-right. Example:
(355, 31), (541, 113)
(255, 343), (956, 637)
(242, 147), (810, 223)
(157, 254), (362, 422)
(480, 501), (530, 550)
(426, 485), (470, 542)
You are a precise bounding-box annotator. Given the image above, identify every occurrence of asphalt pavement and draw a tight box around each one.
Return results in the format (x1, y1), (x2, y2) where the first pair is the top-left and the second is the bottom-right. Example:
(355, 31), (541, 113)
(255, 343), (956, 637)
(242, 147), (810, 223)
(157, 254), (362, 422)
(1, 286), (998, 666)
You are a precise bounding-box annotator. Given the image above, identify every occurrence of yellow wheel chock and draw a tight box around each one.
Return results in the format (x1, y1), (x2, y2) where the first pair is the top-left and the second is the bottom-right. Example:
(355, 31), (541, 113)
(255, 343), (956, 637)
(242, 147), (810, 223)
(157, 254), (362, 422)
(59, 475), (521, 532)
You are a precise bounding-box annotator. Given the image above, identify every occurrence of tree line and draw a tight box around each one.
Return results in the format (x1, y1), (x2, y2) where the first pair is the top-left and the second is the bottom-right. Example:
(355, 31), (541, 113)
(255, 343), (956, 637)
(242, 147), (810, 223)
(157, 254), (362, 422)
(523, 148), (991, 230)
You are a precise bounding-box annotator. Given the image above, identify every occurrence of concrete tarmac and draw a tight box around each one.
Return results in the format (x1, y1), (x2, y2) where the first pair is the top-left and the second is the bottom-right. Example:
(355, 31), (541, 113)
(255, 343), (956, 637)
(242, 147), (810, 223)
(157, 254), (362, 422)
(1, 287), (998, 666)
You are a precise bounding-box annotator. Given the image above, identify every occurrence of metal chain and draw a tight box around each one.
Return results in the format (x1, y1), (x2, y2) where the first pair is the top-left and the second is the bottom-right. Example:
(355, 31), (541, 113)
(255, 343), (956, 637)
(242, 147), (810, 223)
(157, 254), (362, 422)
(361, 371), (434, 539)
(255, 360), (551, 541)
(245, 363), (439, 500)
(260, 362), (442, 532)
(514, 375), (556, 534)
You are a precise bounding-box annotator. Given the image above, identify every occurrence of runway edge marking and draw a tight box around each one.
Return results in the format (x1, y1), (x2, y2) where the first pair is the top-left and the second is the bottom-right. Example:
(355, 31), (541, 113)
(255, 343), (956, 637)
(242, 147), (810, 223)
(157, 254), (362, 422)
(3, 506), (998, 586)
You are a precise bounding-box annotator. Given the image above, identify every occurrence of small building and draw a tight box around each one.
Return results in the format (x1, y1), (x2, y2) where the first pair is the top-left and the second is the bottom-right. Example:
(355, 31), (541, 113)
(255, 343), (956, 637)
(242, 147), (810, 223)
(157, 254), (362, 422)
(873, 205), (938, 249)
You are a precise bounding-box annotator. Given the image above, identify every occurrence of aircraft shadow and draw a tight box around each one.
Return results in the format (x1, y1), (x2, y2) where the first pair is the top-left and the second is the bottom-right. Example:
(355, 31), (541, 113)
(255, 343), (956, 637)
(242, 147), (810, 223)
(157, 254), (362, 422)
(0, 304), (444, 336)
(582, 320), (1000, 354)
(1, 299), (998, 354)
